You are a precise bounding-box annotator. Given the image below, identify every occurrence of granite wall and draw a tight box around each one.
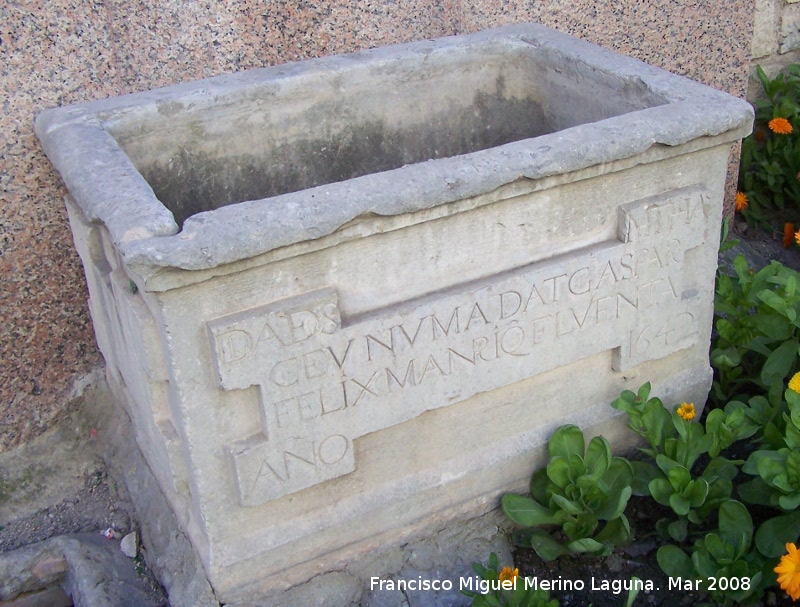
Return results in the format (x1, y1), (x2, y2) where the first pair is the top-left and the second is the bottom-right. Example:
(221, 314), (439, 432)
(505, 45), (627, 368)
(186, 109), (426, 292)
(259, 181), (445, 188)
(0, 0), (755, 453)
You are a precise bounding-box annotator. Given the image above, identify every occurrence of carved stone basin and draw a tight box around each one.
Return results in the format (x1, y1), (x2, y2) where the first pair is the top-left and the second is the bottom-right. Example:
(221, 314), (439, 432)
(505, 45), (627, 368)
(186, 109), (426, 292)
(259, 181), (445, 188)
(36, 23), (752, 602)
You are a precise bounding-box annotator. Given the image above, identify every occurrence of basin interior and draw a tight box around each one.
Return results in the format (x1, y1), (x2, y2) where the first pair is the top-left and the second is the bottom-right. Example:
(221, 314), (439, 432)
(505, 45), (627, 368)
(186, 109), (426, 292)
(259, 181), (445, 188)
(110, 43), (666, 226)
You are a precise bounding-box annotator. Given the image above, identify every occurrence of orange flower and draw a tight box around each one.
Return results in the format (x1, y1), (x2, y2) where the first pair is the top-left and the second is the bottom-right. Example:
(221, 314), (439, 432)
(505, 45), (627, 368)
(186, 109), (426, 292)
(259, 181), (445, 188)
(785, 223), (796, 248)
(676, 403), (696, 421)
(735, 192), (749, 211)
(775, 542), (800, 600)
(796, 229), (800, 247)
(498, 566), (519, 586)
(789, 372), (800, 394)
(769, 117), (794, 135)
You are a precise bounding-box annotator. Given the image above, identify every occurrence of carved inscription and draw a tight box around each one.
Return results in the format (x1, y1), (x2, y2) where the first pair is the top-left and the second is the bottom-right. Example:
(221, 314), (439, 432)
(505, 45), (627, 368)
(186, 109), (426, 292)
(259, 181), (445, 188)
(209, 186), (709, 506)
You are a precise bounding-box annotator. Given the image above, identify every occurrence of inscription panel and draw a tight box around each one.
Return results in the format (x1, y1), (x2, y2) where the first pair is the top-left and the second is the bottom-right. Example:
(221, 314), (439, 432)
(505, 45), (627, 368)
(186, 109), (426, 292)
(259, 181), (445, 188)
(208, 186), (709, 506)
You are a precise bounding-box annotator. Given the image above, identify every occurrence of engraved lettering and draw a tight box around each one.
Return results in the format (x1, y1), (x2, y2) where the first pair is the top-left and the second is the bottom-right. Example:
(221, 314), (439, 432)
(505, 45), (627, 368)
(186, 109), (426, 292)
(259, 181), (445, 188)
(393, 317), (427, 348)
(217, 330), (252, 364)
(214, 188), (711, 505)
(346, 372), (380, 406)
(270, 358), (299, 387)
(465, 302), (489, 330)
(418, 354), (446, 382)
(317, 435), (349, 465)
(500, 290), (523, 319)
(568, 267), (590, 294)
(327, 340), (354, 370)
(431, 308), (460, 339)
(257, 319), (292, 348)
(386, 359), (417, 391)
(499, 325), (529, 357)
(302, 349), (329, 379)
(366, 332), (394, 361)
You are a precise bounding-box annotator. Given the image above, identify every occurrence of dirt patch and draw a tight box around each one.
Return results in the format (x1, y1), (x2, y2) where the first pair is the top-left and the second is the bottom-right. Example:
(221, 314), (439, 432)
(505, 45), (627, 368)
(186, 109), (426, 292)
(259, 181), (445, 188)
(724, 213), (800, 271)
(0, 412), (167, 605)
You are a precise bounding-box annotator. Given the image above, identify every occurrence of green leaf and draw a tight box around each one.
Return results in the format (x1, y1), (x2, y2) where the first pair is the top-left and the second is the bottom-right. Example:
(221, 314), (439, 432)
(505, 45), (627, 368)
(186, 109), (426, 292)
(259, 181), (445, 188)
(642, 399), (673, 448)
(761, 339), (800, 386)
(530, 468), (549, 504)
(757, 450), (790, 485)
(703, 533), (733, 564)
(597, 486), (632, 521)
(755, 510), (800, 557)
(550, 493), (584, 516)
(546, 457), (573, 490)
(751, 313), (793, 339)
(667, 519), (688, 542)
(702, 457), (739, 483)
(685, 478), (710, 508)
(502, 494), (562, 527)
(738, 477), (774, 506)
(594, 515), (632, 546)
(600, 458), (633, 504)
(665, 463), (692, 493)
(649, 478), (674, 506)
(718, 500), (753, 553)
(657, 544), (695, 579)
(669, 493), (691, 516)
(630, 461), (660, 496)
(584, 436), (611, 477)
(711, 346), (742, 368)
(549, 425), (585, 462)
(528, 530), (571, 561)
(778, 493), (800, 510)
(566, 537), (605, 554)
(691, 547), (718, 580)
(786, 450), (800, 488)
(654, 453), (680, 476)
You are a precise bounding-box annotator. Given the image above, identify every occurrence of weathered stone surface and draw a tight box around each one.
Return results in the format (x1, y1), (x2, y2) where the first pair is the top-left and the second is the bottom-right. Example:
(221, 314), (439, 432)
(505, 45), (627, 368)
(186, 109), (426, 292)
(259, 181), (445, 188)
(210, 187), (707, 505)
(782, 12), (800, 52)
(36, 23), (752, 604)
(0, 534), (164, 607)
(753, 0), (777, 58)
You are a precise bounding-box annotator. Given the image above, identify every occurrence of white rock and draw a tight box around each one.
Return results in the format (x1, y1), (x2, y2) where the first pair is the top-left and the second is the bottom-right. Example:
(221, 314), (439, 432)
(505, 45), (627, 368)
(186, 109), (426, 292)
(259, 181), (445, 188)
(120, 532), (137, 558)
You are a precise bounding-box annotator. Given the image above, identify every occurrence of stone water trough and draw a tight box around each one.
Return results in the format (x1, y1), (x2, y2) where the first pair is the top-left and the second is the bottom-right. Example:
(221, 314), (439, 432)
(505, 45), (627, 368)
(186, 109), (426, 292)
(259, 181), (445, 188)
(36, 23), (752, 603)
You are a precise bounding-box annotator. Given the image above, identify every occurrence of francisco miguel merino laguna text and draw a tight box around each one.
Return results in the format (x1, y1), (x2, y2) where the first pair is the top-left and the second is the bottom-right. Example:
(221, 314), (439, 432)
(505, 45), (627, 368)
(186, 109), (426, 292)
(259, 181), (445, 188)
(370, 575), (655, 595)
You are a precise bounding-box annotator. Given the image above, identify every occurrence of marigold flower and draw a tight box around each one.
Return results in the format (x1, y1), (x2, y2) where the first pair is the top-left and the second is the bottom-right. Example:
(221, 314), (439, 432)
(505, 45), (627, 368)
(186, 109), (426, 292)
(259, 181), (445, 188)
(735, 192), (749, 211)
(676, 403), (696, 421)
(785, 223), (796, 248)
(769, 117), (794, 135)
(775, 542), (800, 600)
(790, 372), (800, 394)
(498, 566), (519, 585)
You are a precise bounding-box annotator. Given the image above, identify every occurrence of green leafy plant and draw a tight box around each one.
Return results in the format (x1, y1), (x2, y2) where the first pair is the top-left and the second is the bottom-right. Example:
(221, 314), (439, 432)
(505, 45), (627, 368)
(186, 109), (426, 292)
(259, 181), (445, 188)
(737, 379), (800, 558)
(712, 255), (800, 407)
(462, 553), (559, 607)
(657, 500), (764, 606)
(739, 65), (800, 224)
(502, 425), (633, 560)
(611, 383), (754, 541)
